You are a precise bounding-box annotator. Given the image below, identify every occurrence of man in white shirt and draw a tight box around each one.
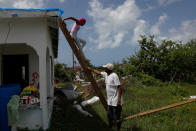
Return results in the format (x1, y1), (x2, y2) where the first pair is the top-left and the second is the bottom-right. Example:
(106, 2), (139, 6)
(87, 63), (123, 131)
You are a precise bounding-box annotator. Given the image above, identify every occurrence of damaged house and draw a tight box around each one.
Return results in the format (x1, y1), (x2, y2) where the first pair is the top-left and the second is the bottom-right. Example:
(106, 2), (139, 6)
(0, 8), (63, 130)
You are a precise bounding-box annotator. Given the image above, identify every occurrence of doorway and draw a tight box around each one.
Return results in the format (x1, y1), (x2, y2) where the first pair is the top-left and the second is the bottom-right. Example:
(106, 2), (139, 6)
(2, 55), (29, 89)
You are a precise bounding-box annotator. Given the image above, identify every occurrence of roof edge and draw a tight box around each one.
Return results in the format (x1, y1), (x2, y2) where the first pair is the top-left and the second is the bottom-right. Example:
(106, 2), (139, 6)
(0, 8), (64, 16)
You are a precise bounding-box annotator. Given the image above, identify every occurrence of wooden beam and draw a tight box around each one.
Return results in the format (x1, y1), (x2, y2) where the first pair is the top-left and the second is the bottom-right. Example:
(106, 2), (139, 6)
(59, 18), (108, 110)
(122, 98), (196, 121)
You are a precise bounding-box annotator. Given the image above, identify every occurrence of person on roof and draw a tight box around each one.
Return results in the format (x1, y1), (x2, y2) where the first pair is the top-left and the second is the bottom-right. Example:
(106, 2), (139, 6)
(87, 63), (123, 131)
(63, 17), (86, 57)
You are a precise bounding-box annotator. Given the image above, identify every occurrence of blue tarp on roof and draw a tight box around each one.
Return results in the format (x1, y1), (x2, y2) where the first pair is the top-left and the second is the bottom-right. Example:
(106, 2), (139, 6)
(0, 8), (64, 16)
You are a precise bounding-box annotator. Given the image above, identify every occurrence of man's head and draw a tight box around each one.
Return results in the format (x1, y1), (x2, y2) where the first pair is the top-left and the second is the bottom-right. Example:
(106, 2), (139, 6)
(79, 18), (86, 26)
(102, 63), (114, 74)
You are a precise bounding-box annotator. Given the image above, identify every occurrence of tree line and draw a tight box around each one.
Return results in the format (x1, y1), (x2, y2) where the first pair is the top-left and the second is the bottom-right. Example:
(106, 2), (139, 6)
(115, 35), (196, 83)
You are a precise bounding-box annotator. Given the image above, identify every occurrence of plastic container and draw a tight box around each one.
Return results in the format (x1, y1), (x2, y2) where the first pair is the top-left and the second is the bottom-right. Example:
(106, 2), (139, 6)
(0, 84), (21, 131)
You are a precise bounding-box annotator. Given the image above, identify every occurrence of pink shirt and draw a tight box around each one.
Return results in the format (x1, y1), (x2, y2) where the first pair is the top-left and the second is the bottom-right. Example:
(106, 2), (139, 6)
(70, 23), (80, 33)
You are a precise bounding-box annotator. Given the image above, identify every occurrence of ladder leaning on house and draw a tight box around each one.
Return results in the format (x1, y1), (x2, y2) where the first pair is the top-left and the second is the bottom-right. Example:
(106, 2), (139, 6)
(58, 18), (108, 110)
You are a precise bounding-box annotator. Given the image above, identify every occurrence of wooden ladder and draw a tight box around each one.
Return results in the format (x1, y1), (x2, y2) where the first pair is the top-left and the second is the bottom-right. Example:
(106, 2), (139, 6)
(59, 18), (108, 110)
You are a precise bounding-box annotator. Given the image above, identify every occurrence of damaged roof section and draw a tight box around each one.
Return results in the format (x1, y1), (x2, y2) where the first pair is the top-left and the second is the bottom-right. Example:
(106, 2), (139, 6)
(0, 8), (64, 58)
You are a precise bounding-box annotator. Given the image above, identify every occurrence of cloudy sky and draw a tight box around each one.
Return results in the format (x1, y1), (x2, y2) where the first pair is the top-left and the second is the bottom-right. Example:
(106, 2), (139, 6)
(1, 0), (196, 66)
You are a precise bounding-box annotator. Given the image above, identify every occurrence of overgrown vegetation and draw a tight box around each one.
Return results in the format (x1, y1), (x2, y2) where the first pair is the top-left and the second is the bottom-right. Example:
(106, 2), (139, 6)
(114, 36), (196, 83)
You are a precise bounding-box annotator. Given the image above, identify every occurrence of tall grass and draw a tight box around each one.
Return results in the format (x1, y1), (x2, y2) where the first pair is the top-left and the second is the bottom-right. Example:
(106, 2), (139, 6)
(89, 82), (196, 131)
(50, 82), (196, 131)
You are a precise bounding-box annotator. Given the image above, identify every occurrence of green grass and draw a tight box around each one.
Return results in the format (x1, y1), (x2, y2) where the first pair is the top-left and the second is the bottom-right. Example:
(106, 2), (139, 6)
(121, 83), (196, 131)
(50, 82), (196, 131)
(90, 83), (196, 131)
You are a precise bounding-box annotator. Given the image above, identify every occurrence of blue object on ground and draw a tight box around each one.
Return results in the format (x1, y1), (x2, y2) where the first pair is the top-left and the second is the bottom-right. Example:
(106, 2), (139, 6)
(0, 84), (21, 131)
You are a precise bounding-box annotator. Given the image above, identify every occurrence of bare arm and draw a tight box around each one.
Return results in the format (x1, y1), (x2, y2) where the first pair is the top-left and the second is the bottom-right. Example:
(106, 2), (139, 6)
(87, 67), (101, 75)
(63, 17), (80, 23)
(117, 85), (123, 106)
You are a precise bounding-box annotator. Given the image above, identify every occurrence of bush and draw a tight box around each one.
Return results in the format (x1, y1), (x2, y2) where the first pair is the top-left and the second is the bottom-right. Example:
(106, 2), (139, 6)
(121, 76), (144, 88)
(137, 73), (162, 86)
(123, 64), (137, 76)
(121, 73), (162, 88)
(168, 84), (189, 97)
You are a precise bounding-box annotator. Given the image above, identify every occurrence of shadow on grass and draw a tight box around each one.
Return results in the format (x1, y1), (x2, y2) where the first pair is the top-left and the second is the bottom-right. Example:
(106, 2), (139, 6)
(49, 90), (112, 131)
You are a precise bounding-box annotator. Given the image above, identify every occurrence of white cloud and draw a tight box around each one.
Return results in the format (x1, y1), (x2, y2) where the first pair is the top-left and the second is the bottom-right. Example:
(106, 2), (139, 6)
(88, 0), (143, 49)
(148, 14), (196, 43)
(131, 12), (196, 44)
(142, 0), (184, 12)
(0, 0), (44, 8)
(143, 4), (155, 12)
(59, 0), (67, 3)
(158, 0), (183, 6)
(13, 0), (44, 8)
(167, 19), (196, 42)
(147, 18), (196, 43)
(150, 13), (167, 35)
(131, 20), (147, 43)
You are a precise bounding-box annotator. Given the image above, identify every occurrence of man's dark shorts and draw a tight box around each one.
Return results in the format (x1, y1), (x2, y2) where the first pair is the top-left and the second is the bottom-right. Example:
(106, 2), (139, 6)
(107, 105), (122, 128)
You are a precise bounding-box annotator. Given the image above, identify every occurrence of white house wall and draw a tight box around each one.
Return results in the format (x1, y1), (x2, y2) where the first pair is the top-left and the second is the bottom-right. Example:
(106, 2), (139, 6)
(44, 22), (56, 123)
(45, 24), (54, 97)
(0, 18), (47, 56)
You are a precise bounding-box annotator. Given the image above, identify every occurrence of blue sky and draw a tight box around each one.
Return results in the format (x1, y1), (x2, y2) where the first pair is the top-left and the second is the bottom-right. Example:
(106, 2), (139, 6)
(1, 0), (196, 67)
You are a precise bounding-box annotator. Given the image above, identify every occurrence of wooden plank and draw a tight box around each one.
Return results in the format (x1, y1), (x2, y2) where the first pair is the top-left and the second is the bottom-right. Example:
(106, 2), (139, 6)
(59, 18), (108, 110)
(122, 98), (196, 121)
